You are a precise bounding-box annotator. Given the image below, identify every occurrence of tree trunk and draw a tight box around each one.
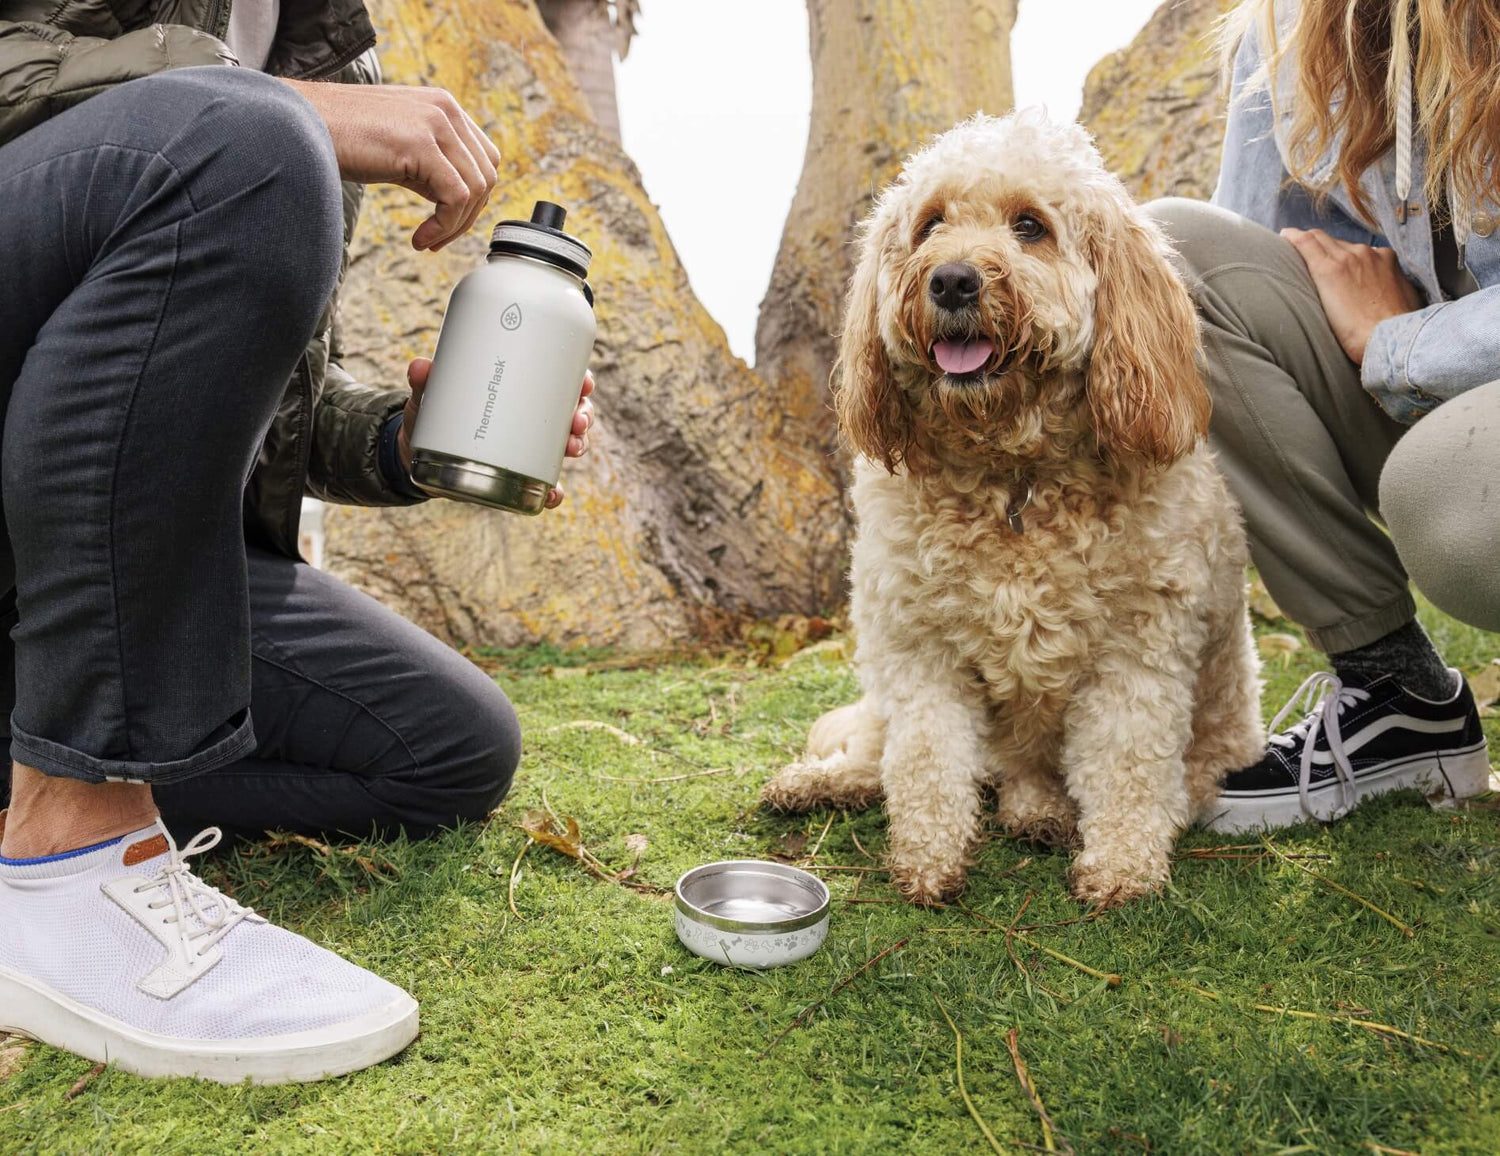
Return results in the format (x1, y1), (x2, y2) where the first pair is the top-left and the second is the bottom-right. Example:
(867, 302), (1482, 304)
(325, 0), (1016, 649)
(537, 0), (623, 142)
(1079, 0), (1234, 202)
(755, 0), (1018, 452)
(327, 0), (845, 649)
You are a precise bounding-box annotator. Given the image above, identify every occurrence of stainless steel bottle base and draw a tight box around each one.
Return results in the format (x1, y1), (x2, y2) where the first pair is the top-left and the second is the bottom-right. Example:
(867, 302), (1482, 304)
(410, 451), (550, 515)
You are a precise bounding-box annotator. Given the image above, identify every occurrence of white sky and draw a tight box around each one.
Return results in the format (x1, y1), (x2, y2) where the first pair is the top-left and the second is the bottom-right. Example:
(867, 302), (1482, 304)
(617, 0), (1164, 364)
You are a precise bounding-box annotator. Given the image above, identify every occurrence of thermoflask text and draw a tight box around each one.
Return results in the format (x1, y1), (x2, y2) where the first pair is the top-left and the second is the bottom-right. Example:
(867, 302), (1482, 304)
(408, 201), (596, 515)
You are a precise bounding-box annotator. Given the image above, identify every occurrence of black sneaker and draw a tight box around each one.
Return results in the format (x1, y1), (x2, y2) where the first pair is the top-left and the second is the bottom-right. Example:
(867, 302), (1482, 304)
(1205, 669), (1492, 833)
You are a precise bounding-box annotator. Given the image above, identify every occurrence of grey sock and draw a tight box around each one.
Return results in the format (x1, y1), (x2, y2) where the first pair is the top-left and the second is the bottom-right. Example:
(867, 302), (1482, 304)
(1328, 619), (1455, 700)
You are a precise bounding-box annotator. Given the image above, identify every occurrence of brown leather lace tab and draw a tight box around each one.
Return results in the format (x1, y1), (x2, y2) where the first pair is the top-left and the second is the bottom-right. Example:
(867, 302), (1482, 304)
(123, 834), (168, 867)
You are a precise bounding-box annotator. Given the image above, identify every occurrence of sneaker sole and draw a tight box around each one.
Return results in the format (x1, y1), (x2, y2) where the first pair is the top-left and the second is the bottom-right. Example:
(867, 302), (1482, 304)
(1202, 740), (1493, 834)
(0, 966), (419, 1085)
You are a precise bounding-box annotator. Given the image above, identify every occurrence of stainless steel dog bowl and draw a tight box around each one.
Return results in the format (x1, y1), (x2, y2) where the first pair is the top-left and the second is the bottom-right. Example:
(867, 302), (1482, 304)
(673, 860), (830, 968)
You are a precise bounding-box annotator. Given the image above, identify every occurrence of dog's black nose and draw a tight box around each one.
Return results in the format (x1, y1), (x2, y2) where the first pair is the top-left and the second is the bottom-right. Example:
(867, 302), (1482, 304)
(928, 262), (982, 312)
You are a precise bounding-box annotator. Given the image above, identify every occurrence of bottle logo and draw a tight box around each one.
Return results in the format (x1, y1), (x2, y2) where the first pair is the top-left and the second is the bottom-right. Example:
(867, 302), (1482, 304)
(500, 302), (523, 331)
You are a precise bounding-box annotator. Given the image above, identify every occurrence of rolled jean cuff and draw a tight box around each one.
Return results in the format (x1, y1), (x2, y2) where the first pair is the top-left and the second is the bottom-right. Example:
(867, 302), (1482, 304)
(9, 711), (257, 786)
(1303, 592), (1419, 655)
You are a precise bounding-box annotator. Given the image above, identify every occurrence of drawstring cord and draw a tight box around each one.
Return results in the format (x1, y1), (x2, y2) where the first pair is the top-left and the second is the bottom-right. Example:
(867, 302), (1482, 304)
(1391, 8), (1471, 266)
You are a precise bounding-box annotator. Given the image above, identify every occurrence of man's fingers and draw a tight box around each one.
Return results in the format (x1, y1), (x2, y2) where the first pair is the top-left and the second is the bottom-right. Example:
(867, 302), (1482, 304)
(545, 484), (565, 509)
(409, 152), (470, 250)
(580, 370), (595, 399)
(407, 357), (433, 388)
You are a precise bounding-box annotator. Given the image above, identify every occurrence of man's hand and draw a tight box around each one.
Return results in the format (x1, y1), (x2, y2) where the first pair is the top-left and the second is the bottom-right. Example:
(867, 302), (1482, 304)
(400, 358), (595, 509)
(1281, 227), (1424, 365)
(280, 80), (501, 252)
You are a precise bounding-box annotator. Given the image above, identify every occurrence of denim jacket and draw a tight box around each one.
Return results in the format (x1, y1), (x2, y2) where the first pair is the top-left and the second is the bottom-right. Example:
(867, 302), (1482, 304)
(1212, 12), (1500, 423)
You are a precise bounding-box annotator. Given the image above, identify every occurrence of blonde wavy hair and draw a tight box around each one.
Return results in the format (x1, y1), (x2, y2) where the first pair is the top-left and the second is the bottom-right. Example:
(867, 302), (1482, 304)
(1221, 0), (1500, 223)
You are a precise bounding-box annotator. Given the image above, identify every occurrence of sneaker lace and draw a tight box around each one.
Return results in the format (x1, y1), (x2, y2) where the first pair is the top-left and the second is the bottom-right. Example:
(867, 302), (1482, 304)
(1268, 672), (1371, 822)
(130, 827), (256, 960)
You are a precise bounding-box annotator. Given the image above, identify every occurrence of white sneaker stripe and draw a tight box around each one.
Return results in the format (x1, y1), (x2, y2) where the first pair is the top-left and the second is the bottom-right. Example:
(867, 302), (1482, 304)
(1308, 712), (1466, 766)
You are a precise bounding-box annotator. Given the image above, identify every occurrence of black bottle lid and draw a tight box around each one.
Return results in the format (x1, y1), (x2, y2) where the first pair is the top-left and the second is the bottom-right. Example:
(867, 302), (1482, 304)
(489, 200), (592, 281)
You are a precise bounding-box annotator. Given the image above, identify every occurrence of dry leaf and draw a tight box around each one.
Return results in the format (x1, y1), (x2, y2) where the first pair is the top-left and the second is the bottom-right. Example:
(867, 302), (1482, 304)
(776, 831), (808, 859)
(1248, 579), (1285, 622)
(520, 811), (583, 859)
(1469, 660), (1500, 715)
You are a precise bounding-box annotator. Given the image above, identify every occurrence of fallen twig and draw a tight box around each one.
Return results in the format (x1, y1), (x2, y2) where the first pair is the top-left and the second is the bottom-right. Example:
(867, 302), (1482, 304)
(802, 864), (890, 874)
(1006, 1028), (1074, 1155)
(1365, 1144), (1424, 1156)
(1260, 838), (1414, 937)
(805, 812), (837, 861)
(1001, 895), (1068, 1003)
(1010, 932), (1120, 987)
(933, 996), (1008, 1155)
(507, 837), (531, 920)
(1171, 980), (1474, 1057)
(760, 938), (908, 1058)
(544, 720), (642, 745)
(594, 766), (734, 785)
(64, 1063), (104, 1101)
(849, 826), (877, 863)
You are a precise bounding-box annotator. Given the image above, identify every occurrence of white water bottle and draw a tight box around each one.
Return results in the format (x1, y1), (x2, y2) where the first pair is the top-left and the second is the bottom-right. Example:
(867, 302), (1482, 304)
(408, 201), (596, 515)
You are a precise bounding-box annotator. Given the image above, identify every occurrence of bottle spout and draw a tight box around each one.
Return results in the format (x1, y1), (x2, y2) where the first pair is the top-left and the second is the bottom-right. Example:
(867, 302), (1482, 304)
(531, 201), (568, 230)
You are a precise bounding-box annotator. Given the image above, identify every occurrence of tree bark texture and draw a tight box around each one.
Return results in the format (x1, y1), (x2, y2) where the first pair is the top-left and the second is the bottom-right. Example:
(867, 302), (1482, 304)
(754, 0), (1017, 452)
(1079, 0), (1234, 202)
(326, 0), (845, 649)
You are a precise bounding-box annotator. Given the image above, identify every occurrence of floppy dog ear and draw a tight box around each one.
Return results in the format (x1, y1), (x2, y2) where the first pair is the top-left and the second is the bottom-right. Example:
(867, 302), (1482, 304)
(833, 226), (918, 473)
(1084, 200), (1209, 466)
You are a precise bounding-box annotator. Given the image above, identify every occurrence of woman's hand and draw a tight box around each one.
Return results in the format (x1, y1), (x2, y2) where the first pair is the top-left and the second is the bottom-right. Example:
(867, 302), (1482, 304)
(1281, 227), (1424, 365)
(399, 359), (595, 510)
(279, 80), (500, 252)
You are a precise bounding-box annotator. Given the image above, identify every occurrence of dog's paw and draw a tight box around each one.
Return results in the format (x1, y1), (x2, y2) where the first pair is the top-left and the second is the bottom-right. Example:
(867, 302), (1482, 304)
(1066, 857), (1167, 909)
(888, 855), (969, 906)
(998, 808), (1079, 850)
(760, 758), (882, 813)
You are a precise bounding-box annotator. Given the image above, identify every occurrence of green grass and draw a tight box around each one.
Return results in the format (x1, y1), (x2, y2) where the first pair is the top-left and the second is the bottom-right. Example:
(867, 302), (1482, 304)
(2, 599), (1498, 1155)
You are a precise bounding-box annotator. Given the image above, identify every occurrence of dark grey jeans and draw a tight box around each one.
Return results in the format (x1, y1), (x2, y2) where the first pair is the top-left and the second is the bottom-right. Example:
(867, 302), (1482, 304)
(0, 67), (518, 836)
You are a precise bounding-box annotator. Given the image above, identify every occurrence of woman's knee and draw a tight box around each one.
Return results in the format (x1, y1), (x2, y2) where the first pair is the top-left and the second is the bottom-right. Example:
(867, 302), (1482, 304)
(1381, 384), (1500, 631)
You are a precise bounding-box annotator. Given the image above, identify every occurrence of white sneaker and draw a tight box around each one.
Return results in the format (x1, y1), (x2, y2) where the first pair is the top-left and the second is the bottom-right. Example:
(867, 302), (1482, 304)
(0, 822), (418, 1084)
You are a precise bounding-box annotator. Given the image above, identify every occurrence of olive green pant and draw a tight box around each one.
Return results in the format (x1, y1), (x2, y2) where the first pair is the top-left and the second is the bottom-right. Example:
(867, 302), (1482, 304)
(1148, 198), (1500, 652)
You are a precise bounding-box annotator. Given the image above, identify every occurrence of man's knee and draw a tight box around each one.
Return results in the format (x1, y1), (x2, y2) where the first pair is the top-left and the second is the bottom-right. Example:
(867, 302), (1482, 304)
(454, 691), (522, 823)
(1381, 385), (1500, 631)
(136, 68), (344, 306)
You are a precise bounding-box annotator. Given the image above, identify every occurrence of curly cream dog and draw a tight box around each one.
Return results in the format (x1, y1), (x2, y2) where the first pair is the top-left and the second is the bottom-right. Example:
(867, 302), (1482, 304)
(762, 112), (1264, 907)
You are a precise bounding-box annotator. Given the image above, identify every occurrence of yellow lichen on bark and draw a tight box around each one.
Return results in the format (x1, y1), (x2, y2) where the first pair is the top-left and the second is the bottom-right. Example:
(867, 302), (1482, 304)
(328, 0), (847, 649)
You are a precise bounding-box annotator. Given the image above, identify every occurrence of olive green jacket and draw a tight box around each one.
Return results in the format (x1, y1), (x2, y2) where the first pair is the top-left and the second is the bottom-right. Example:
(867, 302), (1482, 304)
(0, 0), (425, 559)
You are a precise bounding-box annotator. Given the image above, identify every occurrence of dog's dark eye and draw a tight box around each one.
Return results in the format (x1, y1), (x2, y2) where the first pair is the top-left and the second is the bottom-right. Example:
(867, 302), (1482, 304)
(917, 213), (944, 241)
(1013, 213), (1048, 242)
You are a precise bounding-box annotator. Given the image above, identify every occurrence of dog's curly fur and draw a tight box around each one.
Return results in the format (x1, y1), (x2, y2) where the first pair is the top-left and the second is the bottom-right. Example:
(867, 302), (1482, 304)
(762, 112), (1265, 908)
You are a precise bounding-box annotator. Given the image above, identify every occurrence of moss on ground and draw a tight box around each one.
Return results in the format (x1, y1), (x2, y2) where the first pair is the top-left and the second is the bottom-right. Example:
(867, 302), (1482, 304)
(2, 599), (1497, 1155)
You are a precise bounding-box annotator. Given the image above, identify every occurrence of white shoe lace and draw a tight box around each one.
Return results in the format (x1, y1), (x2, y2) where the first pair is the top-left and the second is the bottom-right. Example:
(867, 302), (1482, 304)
(130, 827), (260, 961)
(1268, 672), (1372, 822)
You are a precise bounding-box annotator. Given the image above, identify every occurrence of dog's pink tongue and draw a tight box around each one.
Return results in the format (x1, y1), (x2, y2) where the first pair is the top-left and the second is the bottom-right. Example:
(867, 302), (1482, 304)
(932, 338), (995, 375)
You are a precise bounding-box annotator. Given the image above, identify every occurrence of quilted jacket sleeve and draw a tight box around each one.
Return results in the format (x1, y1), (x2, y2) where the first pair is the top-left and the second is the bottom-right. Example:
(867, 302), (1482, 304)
(305, 358), (425, 506)
(0, 17), (234, 147)
(301, 168), (426, 506)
